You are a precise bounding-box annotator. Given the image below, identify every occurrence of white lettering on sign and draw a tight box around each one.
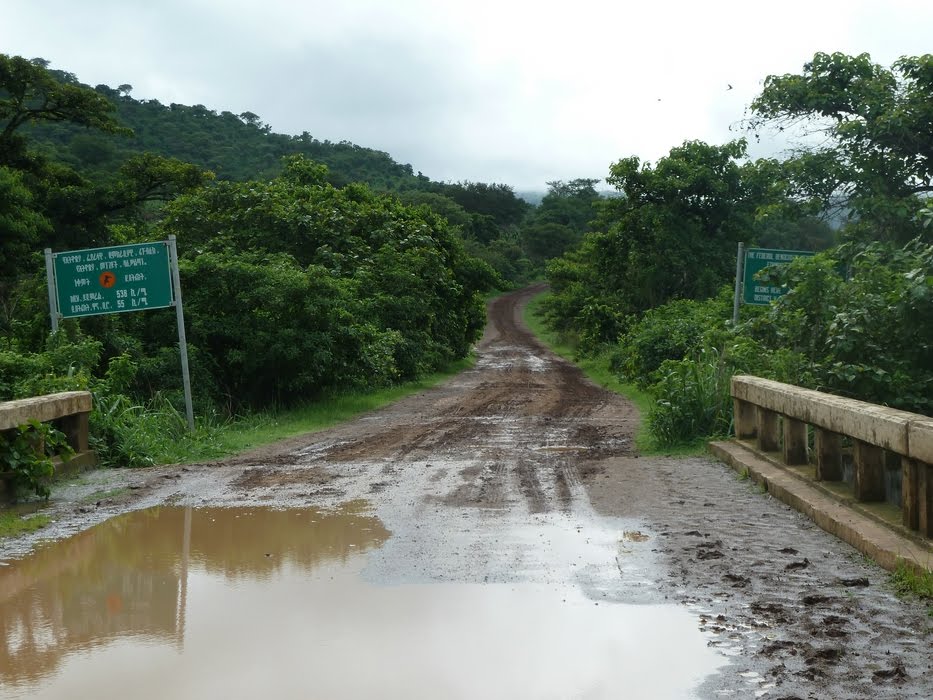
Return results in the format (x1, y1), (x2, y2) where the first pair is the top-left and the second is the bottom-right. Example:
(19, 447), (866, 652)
(124, 273), (146, 282)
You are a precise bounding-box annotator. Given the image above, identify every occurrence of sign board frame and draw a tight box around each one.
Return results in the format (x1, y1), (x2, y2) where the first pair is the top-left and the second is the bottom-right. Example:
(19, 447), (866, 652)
(44, 236), (194, 431)
(742, 247), (815, 306)
(50, 241), (174, 319)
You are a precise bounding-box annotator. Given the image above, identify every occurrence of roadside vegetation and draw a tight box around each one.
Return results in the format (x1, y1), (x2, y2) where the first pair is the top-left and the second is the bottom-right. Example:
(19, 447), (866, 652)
(0, 510), (51, 538)
(891, 562), (933, 616)
(538, 52), (933, 449)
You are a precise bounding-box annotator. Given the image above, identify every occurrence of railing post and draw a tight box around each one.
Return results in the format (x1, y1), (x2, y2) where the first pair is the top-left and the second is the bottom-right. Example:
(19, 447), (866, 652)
(756, 407), (780, 452)
(918, 461), (933, 538)
(853, 440), (885, 502)
(782, 418), (808, 465)
(814, 428), (843, 481)
(733, 398), (757, 440)
(58, 410), (90, 453)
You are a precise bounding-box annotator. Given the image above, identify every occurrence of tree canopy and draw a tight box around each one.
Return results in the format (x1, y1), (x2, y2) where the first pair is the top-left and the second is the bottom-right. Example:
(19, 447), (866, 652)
(749, 51), (933, 242)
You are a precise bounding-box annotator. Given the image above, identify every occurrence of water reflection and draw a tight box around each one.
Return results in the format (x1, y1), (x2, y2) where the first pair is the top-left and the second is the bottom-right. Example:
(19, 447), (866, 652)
(0, 502), (388, 688)
(1, 503), (722, 700)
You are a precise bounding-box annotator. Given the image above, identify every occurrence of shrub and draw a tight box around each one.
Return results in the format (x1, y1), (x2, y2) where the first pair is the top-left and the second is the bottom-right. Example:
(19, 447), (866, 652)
(0, 419), (74, 500)
(612, 289), (733, 387)
(648, 347), (734, 447)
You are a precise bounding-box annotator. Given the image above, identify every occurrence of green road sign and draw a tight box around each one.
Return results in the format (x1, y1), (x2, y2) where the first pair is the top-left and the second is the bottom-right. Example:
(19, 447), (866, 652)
(742, 247), (814, 305)
(52, 242), (173, 319)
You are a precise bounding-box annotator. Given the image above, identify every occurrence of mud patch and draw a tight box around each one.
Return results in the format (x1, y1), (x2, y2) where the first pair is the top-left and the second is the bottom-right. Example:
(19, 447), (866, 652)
(232, 465), (335, 490)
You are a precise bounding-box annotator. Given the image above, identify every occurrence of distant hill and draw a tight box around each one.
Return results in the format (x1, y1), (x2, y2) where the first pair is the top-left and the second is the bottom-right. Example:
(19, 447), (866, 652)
(27, 74), (429, 191)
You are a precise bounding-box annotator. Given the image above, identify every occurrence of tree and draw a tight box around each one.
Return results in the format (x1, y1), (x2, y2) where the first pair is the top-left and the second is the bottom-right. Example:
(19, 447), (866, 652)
(0, 54), (129, 166)
(749, 52), (933, 242)
(596, 139), (768, 312)
(0, 166), (50, 318)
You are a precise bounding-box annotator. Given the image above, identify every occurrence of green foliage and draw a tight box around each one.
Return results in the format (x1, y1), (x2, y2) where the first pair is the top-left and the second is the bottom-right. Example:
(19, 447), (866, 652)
(0, 54), (128, 167)
(754, 240), (933, 413)
(0, 333), (101, 399)
(0, 165), (50, 280)
(890, 562), (933, 613)
(0, 419), (74, 500)
(519, 179), (602, 268)
(544, 140), (802, 354)
(90, 391), (198, 468)
(612, 290), (732, 388)
(648, 348), (734, 447)
(157, 158), (493, 408)
(749, 52), (933, 243)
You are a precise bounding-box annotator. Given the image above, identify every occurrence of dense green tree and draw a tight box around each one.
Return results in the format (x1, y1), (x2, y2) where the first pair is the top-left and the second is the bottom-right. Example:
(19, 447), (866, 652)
(594, 140), (772, 312)
(0, 54), (128, 168)
(520, 178), (601, 265)
(749, 52), (933, 242)
(432, 181), (530, 228)
(156, 156), (496, 404)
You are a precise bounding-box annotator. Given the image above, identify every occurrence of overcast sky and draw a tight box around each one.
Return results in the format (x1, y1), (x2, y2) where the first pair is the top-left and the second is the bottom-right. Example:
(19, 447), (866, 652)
(3, 1), (931, 190)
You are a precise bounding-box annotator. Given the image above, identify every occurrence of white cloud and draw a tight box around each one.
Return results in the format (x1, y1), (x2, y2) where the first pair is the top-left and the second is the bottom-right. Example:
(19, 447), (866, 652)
(2, 0), (931, 188)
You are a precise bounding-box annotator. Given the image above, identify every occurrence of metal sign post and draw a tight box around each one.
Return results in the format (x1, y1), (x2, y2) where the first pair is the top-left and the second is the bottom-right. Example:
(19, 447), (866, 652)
(732, 242), (744, 326)
(44, 248), (59, 333)
(46, 239), (195, 431)
(167, 235), (195, 432)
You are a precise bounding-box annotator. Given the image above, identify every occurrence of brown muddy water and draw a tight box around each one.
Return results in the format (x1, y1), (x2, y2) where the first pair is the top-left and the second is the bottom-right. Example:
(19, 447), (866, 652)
(0, 504), (723, 699)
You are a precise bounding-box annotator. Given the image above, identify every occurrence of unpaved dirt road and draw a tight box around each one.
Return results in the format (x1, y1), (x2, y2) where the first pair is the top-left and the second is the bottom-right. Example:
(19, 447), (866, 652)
(2, 286), (931, 699)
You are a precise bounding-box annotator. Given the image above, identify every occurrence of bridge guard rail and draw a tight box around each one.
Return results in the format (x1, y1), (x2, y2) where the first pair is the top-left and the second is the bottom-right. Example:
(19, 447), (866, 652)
(0, 391), (96, 496)
(731, 375), (933, 538)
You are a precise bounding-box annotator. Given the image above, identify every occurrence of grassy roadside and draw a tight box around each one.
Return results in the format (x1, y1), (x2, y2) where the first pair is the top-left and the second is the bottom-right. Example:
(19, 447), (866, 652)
(891, 563), (933, 616)
(0, 510), (51, 538)
(523, 291), (707, 456)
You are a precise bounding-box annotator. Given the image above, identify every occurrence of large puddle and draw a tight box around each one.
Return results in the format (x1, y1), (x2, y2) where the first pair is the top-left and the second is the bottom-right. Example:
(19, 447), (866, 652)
(1, 504), (722, 699)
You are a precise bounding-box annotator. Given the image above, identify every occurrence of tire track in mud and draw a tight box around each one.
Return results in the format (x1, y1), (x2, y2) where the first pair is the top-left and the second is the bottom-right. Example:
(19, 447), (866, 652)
(291, 284), (638, 515)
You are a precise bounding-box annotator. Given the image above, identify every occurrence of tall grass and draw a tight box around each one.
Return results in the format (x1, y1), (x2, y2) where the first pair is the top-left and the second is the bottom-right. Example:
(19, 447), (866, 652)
(648, 347), (734, 448)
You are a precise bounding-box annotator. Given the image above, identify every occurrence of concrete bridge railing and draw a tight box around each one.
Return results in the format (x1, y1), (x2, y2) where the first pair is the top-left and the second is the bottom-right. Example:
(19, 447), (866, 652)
(731, 375), (933, 538)
(0, 391), (96, 496)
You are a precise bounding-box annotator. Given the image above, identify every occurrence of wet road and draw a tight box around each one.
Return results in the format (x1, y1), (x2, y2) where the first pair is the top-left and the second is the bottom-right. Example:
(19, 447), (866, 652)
(1, 286), (931, 699)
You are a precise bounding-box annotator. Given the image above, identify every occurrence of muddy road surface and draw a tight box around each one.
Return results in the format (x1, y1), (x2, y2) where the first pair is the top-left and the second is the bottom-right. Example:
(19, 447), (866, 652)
(2, 286), (931, 699)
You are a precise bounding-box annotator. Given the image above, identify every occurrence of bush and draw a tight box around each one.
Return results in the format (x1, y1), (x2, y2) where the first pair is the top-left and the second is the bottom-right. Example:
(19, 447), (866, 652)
(0, 419), (74, 500)
(648, 347), (733, 447)
(612, 289), (733, 387)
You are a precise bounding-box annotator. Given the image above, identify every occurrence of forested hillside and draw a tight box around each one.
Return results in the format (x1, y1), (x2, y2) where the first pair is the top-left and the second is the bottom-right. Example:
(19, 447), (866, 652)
(542, 52), (933, 447)
(20, 63), (613, 285)
(25, 72), (421, 189)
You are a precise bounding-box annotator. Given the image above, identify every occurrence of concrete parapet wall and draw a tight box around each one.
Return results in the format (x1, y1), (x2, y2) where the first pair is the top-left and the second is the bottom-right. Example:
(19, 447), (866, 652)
(0, 391), (96, 497)
(908, 421), (933, 464)
(729, 375), (933, 539)
(0, 392), (93, 432)
(732, 375), (918, 454)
